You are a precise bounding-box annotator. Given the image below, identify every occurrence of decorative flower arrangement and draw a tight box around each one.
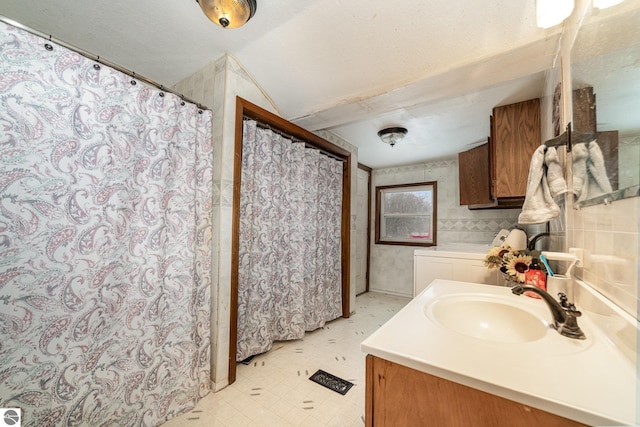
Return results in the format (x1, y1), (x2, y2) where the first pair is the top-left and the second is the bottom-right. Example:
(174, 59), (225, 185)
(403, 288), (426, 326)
(483, 245), (547, 283)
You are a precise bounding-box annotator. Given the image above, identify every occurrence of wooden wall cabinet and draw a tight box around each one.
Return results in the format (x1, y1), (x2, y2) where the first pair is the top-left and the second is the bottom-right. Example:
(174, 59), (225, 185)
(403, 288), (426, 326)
(458, 143), (493, 205)
(458, 98), (541, 208)
(365, 355), (586, 427)
(490, 98), (541, 199)
(573, 87), (619, 191)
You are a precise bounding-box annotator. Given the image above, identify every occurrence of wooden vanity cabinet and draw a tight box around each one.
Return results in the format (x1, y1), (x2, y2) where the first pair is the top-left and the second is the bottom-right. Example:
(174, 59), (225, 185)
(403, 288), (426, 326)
(458, 98), (541, 208)
(365, 355), (586, 427)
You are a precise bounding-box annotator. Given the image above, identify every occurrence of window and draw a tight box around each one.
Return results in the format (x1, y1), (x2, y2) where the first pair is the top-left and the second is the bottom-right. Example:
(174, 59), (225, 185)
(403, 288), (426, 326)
(375, 182), (437, 246)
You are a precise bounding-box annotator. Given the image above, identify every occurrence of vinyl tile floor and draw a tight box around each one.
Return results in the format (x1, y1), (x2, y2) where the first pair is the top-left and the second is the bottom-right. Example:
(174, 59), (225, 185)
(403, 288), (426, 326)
(160, 292), (410, 427)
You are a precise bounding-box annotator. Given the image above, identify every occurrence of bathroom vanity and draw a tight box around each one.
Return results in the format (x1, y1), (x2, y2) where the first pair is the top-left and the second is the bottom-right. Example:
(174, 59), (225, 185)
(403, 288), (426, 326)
(361, 280), (636, 426)
(365, 355), (583, 426)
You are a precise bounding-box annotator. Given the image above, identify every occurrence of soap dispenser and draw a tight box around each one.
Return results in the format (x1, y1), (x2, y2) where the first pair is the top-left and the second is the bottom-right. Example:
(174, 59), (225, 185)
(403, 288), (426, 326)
(524, 259), (546, 299)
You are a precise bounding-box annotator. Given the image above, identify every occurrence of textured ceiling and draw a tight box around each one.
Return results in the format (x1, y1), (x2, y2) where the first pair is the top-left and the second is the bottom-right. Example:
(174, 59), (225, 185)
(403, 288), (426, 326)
(0, 0), (566, 167)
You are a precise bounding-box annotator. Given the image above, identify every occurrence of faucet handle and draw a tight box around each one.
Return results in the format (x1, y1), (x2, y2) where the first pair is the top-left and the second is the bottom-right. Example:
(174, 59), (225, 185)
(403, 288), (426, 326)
(557, 293), (569, 308)
(565, 303), (582, 317)
(557, 293), (582, 316)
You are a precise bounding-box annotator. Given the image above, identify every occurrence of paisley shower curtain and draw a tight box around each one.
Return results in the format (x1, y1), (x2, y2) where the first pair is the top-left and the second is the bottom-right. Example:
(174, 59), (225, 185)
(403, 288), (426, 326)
(236, 119), (342, 362)
(0, 21), (213, 427)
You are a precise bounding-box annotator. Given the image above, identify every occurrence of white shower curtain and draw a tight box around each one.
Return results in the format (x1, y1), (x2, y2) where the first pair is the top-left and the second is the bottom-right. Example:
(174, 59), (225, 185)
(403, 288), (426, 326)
(236, 120), (343, 362)
(0, 21), (213, 426)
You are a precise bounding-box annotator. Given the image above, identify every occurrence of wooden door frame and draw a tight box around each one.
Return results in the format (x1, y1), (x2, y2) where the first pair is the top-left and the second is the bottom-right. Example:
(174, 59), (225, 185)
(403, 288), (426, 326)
(229, 97), (351, 383)
(357, 163), (372, 295)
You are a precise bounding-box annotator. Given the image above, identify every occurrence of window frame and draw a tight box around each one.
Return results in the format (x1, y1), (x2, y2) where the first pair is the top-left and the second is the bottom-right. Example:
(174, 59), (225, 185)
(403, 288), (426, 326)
(375, 181), (437, 247)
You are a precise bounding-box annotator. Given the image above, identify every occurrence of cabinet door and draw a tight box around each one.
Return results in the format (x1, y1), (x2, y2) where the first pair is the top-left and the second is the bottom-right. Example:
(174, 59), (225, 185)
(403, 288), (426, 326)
(572, 87), (618, 190)
(458, 143), (493, 205)
(492, 99), (540, 198)
(366, 355), (587, 427)
(413, 256), (454, 297)
(572, 87), (597, 133)
(596, 130), (618, 190)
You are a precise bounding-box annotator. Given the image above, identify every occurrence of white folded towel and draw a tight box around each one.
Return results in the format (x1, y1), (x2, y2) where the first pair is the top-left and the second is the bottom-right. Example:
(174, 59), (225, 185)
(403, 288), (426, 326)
(518, 145), (567, 224)
(545, 147), (568, 198)
(572, 140), (613, 202)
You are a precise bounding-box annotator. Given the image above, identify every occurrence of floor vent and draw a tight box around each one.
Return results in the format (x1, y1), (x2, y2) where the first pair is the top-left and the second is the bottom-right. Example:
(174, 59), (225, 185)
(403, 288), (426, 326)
(239, 355), (256, 365)
(309, 369), (354, 395)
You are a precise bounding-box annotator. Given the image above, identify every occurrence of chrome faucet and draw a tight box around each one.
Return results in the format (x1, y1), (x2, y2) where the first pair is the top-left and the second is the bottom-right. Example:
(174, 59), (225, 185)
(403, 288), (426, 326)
(511, 284), (586, 340)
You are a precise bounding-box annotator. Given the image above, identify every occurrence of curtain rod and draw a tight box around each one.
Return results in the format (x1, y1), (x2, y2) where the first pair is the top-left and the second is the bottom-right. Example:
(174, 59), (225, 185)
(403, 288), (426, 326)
(244, 117), (346, 163)
(0, 15), (210, 112)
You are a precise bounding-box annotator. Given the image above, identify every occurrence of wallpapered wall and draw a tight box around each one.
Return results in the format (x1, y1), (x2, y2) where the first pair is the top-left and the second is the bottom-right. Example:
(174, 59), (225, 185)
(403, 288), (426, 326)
(369, 159), (522, 297)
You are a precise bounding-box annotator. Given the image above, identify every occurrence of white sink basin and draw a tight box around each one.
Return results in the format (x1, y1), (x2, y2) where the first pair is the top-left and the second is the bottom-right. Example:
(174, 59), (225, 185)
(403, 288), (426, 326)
(424, 294), (549, 343)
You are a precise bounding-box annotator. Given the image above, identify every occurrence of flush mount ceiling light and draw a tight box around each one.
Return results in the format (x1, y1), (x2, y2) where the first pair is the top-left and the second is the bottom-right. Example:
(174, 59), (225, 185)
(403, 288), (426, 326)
(536, 0), (574, 28)
(196, 0), (257, 29)
(377, 127), (407, 147)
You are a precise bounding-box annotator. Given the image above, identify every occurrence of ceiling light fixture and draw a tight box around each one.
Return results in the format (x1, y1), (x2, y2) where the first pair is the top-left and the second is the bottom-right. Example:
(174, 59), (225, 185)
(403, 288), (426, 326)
(536, 0), (574, 28)
(593, 0), (624, 9)
(196, 0), (257, 29)
(377, 127), (407, 147)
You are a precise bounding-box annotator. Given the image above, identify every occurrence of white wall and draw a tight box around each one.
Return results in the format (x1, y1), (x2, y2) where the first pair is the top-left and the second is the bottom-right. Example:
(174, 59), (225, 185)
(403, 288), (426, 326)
(369, 159), (521, 297)
(173, 54), (279, 391)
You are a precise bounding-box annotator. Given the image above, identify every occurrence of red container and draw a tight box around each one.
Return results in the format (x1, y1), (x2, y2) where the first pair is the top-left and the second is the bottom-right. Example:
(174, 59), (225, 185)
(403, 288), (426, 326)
(524, 260), (546, 299)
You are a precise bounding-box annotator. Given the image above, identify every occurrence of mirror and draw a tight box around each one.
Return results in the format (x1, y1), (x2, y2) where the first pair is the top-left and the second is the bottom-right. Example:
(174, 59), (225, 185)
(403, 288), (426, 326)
(570, 2), (640, 208)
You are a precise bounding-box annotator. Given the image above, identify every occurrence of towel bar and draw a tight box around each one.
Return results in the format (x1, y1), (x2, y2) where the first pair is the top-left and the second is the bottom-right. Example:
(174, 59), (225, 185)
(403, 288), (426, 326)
(543, 123), (595, 153)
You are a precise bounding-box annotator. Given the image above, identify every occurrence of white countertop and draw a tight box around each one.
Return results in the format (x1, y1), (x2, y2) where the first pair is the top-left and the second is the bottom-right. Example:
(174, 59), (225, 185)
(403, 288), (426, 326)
(361, 279), (636, 426)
